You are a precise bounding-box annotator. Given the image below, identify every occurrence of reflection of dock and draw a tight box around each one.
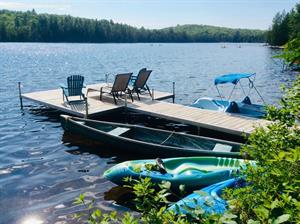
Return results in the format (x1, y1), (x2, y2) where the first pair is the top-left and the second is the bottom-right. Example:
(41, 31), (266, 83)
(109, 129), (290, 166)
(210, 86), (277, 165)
(21, 82), (270, 136)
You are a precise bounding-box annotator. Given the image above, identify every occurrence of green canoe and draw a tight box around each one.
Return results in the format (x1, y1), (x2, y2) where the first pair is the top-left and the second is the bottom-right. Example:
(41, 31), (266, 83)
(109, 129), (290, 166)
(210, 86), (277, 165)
(104, 157), (254, 191)
(60, 115), (242, 158)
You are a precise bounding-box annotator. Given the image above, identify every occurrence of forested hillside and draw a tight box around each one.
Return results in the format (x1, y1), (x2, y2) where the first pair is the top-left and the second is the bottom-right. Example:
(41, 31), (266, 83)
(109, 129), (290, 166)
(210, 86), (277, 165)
(0, 9), (266, 43)
(267, 3), (300, 46)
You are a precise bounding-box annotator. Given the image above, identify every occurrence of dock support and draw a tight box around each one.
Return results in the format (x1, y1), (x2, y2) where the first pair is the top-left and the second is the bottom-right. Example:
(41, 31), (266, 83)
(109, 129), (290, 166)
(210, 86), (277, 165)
(124, 92), (128, 107)
(197, 126), (200, 136)
(18, 82), (23, 109)
(172, 82), (175, 103)
(152, 89), (154, 101)
(84, 97), (88, 118)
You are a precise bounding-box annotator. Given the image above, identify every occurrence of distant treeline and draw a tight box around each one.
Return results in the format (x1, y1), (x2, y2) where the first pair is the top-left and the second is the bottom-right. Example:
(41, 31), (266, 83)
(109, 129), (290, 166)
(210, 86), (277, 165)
(267, 3), (300, 46)
(0, 9), (266, 43)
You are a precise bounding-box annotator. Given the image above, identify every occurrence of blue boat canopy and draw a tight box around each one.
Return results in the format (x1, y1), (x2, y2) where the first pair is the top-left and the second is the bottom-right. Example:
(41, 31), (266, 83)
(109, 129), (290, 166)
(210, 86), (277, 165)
(214, 73), (255, 85)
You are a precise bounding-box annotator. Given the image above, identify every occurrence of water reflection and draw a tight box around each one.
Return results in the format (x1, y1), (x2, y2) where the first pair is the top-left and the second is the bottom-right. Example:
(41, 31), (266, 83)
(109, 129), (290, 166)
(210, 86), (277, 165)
(21, 216), (44, 224)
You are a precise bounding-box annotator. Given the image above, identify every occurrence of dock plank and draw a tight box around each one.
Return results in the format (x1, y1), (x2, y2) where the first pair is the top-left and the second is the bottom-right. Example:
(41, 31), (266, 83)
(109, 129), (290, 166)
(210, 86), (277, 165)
(22, 82), (270, 136)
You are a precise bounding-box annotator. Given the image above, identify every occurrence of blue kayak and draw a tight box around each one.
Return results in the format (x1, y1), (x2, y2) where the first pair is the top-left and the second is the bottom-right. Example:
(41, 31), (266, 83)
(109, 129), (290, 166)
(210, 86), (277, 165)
(168, 178), (245, 215)
(104, 157), (253, 191)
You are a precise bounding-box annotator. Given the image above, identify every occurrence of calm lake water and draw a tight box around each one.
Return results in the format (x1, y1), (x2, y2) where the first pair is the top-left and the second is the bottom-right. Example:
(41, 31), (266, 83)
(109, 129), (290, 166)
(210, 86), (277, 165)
(0, 43), (297, 224)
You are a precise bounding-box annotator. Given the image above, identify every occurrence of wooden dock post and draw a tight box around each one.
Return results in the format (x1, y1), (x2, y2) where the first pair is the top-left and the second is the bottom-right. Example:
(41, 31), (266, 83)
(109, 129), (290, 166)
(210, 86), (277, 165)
(172, 82), (175, 103)
(84, 97), (88, 118)
(152, 89), (154, 101)
(124, 92), (128, 107)
(18, 82), (23, 109)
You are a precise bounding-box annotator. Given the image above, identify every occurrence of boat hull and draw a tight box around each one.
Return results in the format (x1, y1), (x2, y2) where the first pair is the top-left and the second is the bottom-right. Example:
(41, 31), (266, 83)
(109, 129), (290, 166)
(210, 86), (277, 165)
(60, 115), (241, 158)
(191, 97), (266, 119)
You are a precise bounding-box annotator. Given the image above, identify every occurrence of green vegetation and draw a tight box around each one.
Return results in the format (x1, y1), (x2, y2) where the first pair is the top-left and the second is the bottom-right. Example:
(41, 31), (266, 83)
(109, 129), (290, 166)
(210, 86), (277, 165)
(74, 76), (300, 223)
(267, 3), (300, 46)
(0, 9), (266, 43)
(275, 37), (300, 68)
(267, 2), (300, 70)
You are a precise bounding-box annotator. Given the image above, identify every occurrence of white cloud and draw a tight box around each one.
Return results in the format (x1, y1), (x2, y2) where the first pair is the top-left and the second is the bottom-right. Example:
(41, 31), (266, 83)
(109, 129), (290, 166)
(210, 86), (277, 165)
(0, 1), (71, 11)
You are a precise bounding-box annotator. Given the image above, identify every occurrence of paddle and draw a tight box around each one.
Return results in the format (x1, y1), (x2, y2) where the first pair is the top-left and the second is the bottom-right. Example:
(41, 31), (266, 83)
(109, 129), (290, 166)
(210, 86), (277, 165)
(156, 158), (167, 174)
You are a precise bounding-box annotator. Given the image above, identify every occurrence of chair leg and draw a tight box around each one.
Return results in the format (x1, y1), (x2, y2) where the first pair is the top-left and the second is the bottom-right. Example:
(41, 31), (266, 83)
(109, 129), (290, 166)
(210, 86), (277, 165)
(129, 91), (134, 102)
(146, 85), (152, 97)
(65, 96), (69, 104)
(100, 87), (103, 101)
(112, 93), (117, 105)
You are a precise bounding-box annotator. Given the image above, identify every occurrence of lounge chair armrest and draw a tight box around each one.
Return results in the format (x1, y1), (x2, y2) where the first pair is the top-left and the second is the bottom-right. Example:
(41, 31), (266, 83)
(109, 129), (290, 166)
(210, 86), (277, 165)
(101, 85), (112, 91)
(60, 83), (67, 89)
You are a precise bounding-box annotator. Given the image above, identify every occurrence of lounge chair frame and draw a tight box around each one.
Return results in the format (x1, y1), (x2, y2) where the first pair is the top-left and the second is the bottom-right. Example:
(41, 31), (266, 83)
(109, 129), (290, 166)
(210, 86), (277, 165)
(100, 73), (133, 104)
(130, 69), (152, 100)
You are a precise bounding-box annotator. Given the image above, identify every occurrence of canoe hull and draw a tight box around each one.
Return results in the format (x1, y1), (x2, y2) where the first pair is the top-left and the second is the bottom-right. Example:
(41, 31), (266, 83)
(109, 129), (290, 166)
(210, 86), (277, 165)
(60, 115), (241, 158)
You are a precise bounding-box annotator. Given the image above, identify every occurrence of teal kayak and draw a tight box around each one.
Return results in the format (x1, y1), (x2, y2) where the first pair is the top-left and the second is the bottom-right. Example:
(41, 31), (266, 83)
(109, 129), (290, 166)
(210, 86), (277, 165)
(104, 157), (254, 191)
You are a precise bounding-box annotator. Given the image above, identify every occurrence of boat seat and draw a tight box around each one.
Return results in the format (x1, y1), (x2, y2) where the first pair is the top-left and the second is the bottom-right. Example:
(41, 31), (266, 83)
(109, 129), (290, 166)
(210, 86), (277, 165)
(169, 164), (231, 175)
(108, 127), (130, 136)
(212, 143), (232, 152)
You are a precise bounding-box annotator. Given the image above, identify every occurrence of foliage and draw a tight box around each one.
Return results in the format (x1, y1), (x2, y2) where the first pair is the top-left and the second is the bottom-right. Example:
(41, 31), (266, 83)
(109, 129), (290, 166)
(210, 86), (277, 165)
(73, 193), (138, 224)
(224, 123), (300, 223)
(267, 3), (300, 46)
(0, 9), (266, 43)
(266, 75), (300, 125)
(74, 178), (232, 224)
(274, 37), (300, 67)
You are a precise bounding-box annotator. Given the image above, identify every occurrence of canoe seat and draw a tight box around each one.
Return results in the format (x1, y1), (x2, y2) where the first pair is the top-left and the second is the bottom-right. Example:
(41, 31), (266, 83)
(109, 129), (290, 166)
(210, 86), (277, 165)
(108, 127), (130, 136)
(212, 143), (232, 152)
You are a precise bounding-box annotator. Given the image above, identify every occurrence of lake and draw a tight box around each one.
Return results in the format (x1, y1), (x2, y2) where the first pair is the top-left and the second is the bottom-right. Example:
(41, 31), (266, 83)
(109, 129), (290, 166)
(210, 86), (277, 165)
(0, 43), (297, 224)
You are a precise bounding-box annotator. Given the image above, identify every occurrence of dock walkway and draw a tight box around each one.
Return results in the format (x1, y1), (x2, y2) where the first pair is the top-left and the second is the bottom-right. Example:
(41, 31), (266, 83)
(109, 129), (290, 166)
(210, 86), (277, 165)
(22, 82), (270, 136)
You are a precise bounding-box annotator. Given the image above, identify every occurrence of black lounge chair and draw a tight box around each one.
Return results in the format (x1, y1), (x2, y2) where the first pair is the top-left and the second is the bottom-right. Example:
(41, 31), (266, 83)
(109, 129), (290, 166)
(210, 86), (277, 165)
(130, 68), (152, 100)
(100, 73), (133, 104)
(60, 75), (85, 103)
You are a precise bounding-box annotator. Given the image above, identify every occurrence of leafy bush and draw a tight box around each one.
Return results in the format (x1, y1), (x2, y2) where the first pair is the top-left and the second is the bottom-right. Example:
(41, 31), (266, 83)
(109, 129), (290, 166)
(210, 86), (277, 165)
(266, 76), (300, 125)
(274, 37), (300, 69)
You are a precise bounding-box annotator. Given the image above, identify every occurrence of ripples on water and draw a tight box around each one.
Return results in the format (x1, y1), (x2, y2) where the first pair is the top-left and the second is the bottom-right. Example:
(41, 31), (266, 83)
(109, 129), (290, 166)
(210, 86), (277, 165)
(0, 43), (297, 223)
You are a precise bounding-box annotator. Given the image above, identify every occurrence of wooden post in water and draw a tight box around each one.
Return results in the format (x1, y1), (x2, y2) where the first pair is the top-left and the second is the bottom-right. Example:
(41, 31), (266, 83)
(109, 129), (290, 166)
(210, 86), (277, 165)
(18, 82), (23, 109)
(152, 89), (154, 101)
(172, 82), (175, 103)
(124, 92), (128, 108)
(84, 97), (88, 118)
(197, 126), (201, 136)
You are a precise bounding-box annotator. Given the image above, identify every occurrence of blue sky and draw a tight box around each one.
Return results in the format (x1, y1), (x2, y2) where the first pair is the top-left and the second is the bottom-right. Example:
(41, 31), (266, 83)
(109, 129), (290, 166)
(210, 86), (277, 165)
(0, 0), (299, 30)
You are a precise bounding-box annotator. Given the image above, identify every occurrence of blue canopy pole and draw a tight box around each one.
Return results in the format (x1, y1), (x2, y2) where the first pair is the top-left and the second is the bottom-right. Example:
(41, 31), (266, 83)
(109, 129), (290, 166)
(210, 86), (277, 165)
(239, 81), (247, 97)
(215, 85), (224, 101)
(228, 84), (237, 101)
(253, 85), (267, 105)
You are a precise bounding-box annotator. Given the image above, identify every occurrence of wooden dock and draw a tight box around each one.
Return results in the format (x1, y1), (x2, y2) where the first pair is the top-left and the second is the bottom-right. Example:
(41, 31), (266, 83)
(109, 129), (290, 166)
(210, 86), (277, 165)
(21, 82), (270, 136)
